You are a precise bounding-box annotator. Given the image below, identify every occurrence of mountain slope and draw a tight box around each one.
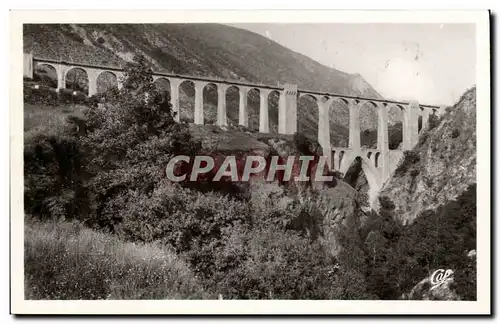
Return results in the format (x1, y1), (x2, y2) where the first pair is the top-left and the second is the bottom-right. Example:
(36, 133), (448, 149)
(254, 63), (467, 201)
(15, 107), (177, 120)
(24, 23), (383, 145)
(380, 87), (476, 223)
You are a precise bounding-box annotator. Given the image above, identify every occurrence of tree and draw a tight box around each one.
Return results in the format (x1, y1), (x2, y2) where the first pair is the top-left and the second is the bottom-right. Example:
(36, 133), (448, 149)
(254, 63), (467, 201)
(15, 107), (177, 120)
(81, 53), (201, 229)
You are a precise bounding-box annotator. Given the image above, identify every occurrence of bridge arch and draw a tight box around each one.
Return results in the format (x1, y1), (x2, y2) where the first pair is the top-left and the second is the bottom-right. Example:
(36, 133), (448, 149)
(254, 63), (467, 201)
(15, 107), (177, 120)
(357, 100), (379, 149)
(178, 79), (196, 123)
(33, 63), (58, 88)
(202, 82), (218, 124)
(385, 103), (405, 149)
(297, 93), (319, 138)
(224, 85), (240, 126)
(328, 97), (350, 147)
(96, 70), (118, 94)
(246, 88), (261, 131)
(339, 152), (382, 207)
(153, 77), (171, 92)
(65, 67), (89, 95)
(374, 152), (381, 168)
(268, 90), (280, 133)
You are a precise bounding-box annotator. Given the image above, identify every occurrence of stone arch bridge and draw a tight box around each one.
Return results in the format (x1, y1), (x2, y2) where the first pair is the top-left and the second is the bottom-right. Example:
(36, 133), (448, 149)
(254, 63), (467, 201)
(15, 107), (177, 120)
(24, 53), (442, 206)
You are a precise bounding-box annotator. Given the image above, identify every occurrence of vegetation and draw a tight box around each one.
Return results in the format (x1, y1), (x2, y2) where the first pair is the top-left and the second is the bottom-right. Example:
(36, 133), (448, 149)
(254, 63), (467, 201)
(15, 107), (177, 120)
(25, 217), (207, 299)
(24, 54), (476, 300)
(361, 185), (476, 300)
(23, 54), (369, 299)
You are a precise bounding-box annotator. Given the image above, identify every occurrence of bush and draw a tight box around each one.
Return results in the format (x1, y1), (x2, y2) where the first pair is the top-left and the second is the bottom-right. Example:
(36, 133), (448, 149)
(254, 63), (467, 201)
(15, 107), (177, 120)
(211, 226), (341, 299)
(428, 113), (441, 130)
(57, 88), (90, 106)
(451, 129), (460, 139)
(24, 84), (58, 106)
(24, 129), (90, 220)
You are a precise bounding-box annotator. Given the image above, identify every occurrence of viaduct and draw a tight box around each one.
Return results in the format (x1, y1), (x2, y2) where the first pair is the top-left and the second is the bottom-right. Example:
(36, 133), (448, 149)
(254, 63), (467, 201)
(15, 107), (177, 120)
(23, 53), (442, 206)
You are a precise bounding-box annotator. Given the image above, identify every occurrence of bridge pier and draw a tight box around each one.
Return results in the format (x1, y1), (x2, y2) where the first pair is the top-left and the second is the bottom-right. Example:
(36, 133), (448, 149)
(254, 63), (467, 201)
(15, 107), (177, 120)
(259, 89), (270, 133)
(217, 85), (228, 126)
(194, 81), (205, 125)
(56, 65), (66, 92)
(317, 97), (332, 167)
(349, 100), (362, 150)
(378, 104), (390, 181)
(403, 101), (420, 150)
(87, 70), (99, 97)
(24, 53), (33, 79)
(278, 84), (298, 135)
(239, 87), (249, 127)
(116, 72), (124, 90)
(421, 107), (430, 132)
(169, 78), (182, 122)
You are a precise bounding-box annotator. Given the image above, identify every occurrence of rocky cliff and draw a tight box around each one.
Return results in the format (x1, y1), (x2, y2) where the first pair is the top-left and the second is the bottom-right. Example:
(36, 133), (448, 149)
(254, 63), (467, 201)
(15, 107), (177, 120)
(381, 87), (476, 223)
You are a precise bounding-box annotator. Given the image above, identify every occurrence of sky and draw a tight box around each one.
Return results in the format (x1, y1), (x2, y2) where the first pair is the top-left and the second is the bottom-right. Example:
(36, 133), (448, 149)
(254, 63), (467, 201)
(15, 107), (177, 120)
(231, 23), (476, 106)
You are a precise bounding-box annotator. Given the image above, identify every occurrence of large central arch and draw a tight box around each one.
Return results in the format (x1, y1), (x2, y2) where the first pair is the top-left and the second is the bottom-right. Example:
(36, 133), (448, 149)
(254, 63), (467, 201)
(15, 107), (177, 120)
(339, 151), (383, 207)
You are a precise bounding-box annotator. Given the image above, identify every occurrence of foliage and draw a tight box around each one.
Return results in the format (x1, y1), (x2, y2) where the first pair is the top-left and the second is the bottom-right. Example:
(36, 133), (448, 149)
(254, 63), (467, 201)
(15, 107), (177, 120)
(78, 54), (201, 226)
(24, 83), (93, 107)
(451, 128), (460, 139)
(428, 112), (441, 131)
(57, 88), (90, 105)
(361, 184), (477, 299)
(24, 128), (90, 221)
(24, 84), (59, 106)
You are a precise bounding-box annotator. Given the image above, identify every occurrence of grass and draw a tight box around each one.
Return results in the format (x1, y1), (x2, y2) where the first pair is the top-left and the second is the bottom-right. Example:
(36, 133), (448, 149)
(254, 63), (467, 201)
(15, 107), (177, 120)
(24, 216), (210, 299)
(24, 102), (88, 133)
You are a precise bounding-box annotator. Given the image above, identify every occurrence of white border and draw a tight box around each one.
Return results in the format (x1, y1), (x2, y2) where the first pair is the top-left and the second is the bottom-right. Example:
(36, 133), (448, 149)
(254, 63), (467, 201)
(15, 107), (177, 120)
(10, 10), (490, 315)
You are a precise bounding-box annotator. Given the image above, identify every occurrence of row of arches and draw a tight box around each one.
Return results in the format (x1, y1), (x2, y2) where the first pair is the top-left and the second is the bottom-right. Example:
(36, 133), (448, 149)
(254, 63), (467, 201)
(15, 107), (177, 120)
(33, 62), (437, 147)
(153, 77), (282, 131)
(297, 93), (436, 151)
(332, 149), (382, 171)
(33, 63), (119, 95)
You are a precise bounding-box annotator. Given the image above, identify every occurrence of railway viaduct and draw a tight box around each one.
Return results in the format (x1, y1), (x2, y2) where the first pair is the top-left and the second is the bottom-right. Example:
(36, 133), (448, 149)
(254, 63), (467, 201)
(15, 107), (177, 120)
(24, 53), (443, 206)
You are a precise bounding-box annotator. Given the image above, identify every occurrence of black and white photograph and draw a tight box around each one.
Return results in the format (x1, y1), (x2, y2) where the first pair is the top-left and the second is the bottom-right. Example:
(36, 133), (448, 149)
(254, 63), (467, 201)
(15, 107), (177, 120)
(9, 10), (491, 315)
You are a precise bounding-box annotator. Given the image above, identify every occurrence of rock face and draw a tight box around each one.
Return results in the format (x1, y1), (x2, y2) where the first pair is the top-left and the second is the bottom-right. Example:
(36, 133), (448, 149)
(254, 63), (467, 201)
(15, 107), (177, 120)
(380, 87), (476, 224)
(402, 250), (477, 300)
(401, 269), (461, 300)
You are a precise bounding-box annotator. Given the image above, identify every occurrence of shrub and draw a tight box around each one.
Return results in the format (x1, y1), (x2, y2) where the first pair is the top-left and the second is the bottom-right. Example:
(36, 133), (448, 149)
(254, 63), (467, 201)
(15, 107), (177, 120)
(211, 226), (341, 299)
(24, 84), (58, 106)
(57, 88), (90, 106)
(24, 129), (90, 220)
(451, 128), (460, 139)
(428, 113), (441, 130)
